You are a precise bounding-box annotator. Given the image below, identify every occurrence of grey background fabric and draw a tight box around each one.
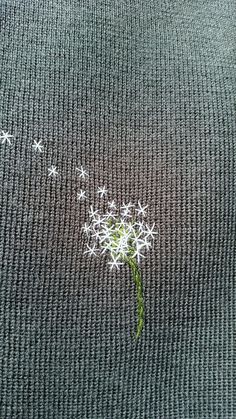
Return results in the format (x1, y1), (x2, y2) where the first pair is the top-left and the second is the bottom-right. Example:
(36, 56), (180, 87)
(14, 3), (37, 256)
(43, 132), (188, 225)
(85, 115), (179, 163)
(0, 1), (235, 418)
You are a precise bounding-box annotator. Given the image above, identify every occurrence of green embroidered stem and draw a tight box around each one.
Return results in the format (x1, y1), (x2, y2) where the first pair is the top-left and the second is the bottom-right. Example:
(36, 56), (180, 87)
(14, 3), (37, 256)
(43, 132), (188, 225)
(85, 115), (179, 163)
(105, 218), (146, 338)
(126, 257), (144, 339)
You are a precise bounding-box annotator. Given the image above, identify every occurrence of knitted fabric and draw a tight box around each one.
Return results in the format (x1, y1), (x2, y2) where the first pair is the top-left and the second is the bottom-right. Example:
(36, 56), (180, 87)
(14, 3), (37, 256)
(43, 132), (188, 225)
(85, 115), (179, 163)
(0, 1), (235, 418)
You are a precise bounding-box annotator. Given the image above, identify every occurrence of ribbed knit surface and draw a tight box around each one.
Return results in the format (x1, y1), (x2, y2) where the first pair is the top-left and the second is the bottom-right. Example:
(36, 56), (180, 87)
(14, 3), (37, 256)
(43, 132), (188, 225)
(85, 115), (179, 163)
(0, 1), (235, 418)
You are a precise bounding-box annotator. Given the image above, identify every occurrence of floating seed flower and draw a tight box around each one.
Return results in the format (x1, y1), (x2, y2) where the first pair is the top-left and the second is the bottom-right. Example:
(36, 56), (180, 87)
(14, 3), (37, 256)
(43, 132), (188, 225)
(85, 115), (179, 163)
(82, 201), (158, 339)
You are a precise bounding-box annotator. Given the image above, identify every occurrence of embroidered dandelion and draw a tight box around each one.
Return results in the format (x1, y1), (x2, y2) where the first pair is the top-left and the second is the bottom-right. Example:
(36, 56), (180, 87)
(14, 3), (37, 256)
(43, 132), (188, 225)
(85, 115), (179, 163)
(82, 201), (158, 339)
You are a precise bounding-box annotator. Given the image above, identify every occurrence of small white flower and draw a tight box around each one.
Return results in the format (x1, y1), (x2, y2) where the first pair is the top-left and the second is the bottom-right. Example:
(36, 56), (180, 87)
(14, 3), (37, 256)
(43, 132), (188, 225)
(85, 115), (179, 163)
(108, 200), (116, 209)
(76, 166), (89, 179)
(116, 237), (129, 257)
(136, 201), (148, 217)
(104, 211), (116, 219)
(77, 190), (87, 200)
(121, 202), (134, 212)
(93, 214), (106, 227)
(141, 236), (152, 249)
(82, 222), (91, 234)
(135, 221), (145, 231)
(101, 242), (112, 254)
(84, 244), (98, 256)
(133, 243), (146, 263)
(32, 140), (44, 153)
(99, 229), (114, 244)
(108, 259), (124, 270)
(115, 218), (126, 229)
(143, 223), (158, 240)
(97, 186), (108, 198)
(48, 165), (59, 177)
(92, 231), (101, 240)
(0, 131), (14, 145)
(89, 205), (99, 219)
(121, 209), (132, 218)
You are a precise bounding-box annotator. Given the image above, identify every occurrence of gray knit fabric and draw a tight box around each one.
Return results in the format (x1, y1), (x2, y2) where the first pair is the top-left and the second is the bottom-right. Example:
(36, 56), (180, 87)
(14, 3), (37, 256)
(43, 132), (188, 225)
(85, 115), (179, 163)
(0, 1), (235, 418)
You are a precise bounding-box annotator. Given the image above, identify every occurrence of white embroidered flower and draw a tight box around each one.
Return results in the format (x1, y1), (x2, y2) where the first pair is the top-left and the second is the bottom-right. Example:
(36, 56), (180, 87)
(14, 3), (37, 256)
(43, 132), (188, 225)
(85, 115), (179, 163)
(84, 243), (98, 256)
(135, 201), (148, 217)
(48, 165), (59, 177)
(32, 140), (44, 153)
(0, 131), (14, 145)
(89, 205), (99, 219)
(97, 186), (108, 198)
(76, 166), (89, 179)
(108, 200), (116, 209)
(82, 222), (92, 235)
(77, 190), (87, 200)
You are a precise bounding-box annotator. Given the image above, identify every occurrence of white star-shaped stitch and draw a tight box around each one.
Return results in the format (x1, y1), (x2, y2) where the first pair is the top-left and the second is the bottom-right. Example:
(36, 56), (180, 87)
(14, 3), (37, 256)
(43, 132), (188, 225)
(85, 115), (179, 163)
(93, 214), (106, 227)
(143, 223), (158, 240)
(92, 231), (102, 240)
(89, 205), (99, 219)
(101, 241), (113, 254)
(133, 243), (146, 263)
(120, 203), (133, 218)
(121, 208), (132, 218)
(142, 236), (152, 249)
(104, 211), (115, 219)
(121, 202), (134, 212)
(77, 190), (87, 200)
(32, 140), (44, 153)
(48, 165), (59, 177)
(97, 186), (108, 198)
(108, 259), (124, 270)
(136, 201), (148, 217)
(0, 131), (14, 145)
(135, 221), (145, 230)
(108, 200), (116, 209)
(82, 222), (91, 234)
(115, 235), (129, 256)
(100, 232), (112, 245)
(76, 166), (89, 179)
(84, 244), (98, 256)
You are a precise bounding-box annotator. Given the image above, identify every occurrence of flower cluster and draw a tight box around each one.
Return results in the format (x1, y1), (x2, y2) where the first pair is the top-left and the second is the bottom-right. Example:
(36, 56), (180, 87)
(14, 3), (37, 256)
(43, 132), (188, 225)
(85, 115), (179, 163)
(82, 201), (158, 269)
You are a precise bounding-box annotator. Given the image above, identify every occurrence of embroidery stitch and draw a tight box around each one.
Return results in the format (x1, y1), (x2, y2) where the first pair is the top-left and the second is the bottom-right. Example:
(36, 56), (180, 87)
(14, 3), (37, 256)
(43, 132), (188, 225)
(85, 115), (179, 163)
(76, 166), (89, 179)
(0, 131), (14, 145)
(84, 243), (98, 256)
(32, 140), (44, 153)
(82, 201), (158, 339)
(48, 165), (59, 177)
(97, 186), (108, 197)
(77, 190), (87, 200)
(108, 200), (116, 209)
(136, 201), (148, 217)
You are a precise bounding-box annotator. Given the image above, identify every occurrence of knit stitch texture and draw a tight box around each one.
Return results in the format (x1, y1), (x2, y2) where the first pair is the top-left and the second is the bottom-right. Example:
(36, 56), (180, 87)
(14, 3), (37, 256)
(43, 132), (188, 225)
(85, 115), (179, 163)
(0, 1), (235, 418)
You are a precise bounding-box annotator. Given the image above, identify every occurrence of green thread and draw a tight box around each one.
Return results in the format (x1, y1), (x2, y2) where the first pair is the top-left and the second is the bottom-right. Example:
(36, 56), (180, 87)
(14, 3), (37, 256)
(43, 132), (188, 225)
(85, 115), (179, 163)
(127, 257), (144, 339)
